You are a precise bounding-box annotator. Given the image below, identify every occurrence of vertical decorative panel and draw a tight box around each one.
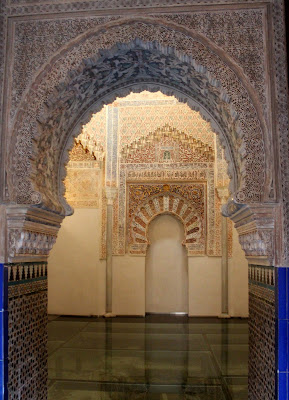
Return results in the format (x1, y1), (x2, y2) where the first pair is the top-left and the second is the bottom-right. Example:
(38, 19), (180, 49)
(0, 264), (8, 400)
(7, 263), (48, 400)
(248, 264), (275, 400)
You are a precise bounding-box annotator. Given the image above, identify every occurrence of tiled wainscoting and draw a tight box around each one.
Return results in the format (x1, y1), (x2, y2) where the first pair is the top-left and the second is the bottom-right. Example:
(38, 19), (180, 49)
(7, 263), (48, 400)
(248, 265), (275, 400)
(0, 262), (288, 399)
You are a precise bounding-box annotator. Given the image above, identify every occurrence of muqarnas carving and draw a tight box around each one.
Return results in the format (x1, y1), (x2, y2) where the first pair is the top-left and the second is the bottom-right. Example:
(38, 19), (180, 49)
(120, 124), (214, 164)
(64, 142), (101, 208)
(127, 183), (206, 256)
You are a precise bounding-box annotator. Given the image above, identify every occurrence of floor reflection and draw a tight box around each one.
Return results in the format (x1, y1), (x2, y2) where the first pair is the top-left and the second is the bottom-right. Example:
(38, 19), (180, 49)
(48, 315), (248, 399)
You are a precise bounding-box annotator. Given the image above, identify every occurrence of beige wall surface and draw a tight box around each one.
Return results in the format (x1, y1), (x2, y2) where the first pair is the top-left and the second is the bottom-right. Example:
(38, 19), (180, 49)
(188, 256), (222, 316)
(188, 226), (248, 317)
(48, 211), (248, 318)
(112, 255), (146, 316)
(48, 208), (106, 316)
(228, 227), (249, 317)
(145, 214), (188, 314)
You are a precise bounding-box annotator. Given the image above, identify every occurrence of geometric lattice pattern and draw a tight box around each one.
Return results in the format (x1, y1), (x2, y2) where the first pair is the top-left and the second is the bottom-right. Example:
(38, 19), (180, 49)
(248, 265), (275, 400)
(8, 263), (48, 400)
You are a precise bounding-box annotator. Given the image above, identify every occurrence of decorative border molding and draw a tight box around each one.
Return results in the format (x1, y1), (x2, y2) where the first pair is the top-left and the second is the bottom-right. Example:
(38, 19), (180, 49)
(7, 262), (47, 284)
(249, 264), (275, 290)
(5, 0), (273, 16)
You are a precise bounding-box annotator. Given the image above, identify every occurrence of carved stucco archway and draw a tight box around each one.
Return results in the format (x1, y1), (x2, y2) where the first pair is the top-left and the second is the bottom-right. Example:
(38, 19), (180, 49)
(5, 18), (277, 267)
(8, 19), (271, 212)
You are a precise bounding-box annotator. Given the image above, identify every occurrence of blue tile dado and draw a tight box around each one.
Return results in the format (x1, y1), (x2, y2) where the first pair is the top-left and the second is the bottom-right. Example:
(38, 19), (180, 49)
(277, 267), (287, 320)
(276, 267), (289, 399)
(0, 311), (8, 362)
(278, 319), (287, 372)
(278, 372), (288, 400)
(0, 360), (8, 400)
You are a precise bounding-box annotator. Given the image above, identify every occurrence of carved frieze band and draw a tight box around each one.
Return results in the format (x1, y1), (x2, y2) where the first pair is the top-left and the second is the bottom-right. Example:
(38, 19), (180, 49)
(7, 262), (47, 284)
(249, 264), (275, 290)
(5, 0), (270, 14)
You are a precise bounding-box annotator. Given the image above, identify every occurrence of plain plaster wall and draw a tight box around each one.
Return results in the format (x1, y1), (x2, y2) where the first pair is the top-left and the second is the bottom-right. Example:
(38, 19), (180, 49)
(112, 255), (145, 316)
(188, 226), (248, 317)
(228, 227), (249, 317)
(48, 208), (106, 316)
(188, 256), (222, 316)
(145, 214), (188, 313)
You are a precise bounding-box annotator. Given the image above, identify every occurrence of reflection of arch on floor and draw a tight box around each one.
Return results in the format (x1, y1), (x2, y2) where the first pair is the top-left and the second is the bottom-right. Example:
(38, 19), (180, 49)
(145, 214), (188, 314)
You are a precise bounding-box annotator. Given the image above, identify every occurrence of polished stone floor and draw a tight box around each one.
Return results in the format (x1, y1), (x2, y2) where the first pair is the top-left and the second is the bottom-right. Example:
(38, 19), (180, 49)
(48, 315), (248, 399)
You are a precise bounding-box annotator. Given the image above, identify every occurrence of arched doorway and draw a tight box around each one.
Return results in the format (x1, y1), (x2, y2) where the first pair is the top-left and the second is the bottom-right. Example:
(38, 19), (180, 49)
(145, 214), (188, 314)
(1, 9), (286, 400)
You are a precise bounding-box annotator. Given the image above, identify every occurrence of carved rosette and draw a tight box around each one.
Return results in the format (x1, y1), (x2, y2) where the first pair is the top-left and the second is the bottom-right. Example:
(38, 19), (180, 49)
(6, 206), (63, 262)
(222, 200), (277, 265)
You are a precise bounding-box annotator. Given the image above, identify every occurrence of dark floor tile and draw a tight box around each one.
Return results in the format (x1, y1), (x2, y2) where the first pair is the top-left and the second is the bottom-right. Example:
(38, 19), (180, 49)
(205, 333), (248, 345)
(210, 345), (248, 376)
(48, 381), (228, 400)
(48, 340), (65, 355)
(48, 321), (88, 341)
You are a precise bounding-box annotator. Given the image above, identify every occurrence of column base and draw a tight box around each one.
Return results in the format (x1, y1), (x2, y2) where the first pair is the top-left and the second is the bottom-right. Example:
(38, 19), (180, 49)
(104, 312), (116, 318)
(218, 313), (230, 319)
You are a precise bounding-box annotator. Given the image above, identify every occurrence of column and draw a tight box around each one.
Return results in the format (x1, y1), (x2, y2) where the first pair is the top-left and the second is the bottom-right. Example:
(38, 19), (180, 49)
(105, 187), (118, 317)
(217, 187), (230, 318)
